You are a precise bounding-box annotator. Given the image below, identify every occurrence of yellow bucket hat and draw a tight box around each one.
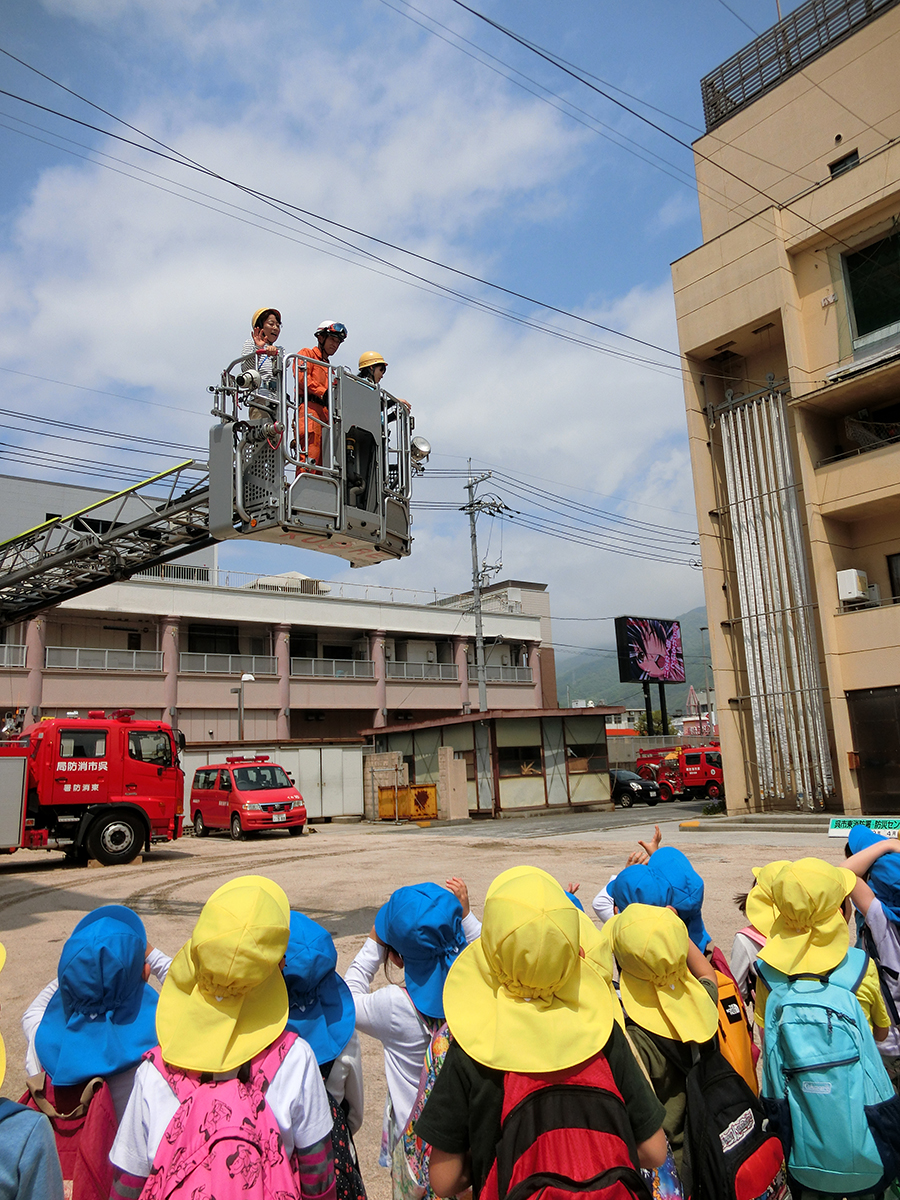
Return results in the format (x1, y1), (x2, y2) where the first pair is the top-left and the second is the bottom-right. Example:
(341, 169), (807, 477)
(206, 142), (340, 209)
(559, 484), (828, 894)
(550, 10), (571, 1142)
(745, 860), (791, 938)
(758, 858), (855, 977)
(607, 904), (718, 1044)
(0, 942), (6, 1087)
(443, 868), (615, 1073)
(485, 865), (624, 1026)
(156, 875), (291, 1073)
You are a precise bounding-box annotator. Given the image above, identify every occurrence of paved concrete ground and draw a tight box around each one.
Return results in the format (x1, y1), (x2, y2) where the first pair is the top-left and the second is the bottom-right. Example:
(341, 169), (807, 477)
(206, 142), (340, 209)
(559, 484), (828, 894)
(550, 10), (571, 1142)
(0, 811), (847, 1200)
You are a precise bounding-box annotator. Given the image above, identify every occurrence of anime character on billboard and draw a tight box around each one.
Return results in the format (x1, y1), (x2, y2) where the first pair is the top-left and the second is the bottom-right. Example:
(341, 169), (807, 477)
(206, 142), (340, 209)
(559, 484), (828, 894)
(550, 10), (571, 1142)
(625, 618), (685, 683)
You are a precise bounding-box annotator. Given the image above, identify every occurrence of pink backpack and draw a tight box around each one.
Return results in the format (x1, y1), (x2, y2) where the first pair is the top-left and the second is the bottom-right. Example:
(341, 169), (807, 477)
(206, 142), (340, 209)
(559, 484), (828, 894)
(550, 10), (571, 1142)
(140, 1031), (301, 1200)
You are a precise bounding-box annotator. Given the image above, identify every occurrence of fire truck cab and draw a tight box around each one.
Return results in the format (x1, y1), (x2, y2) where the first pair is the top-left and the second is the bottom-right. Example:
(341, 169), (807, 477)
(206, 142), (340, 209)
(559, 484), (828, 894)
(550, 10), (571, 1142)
(0, 709), (184, 865)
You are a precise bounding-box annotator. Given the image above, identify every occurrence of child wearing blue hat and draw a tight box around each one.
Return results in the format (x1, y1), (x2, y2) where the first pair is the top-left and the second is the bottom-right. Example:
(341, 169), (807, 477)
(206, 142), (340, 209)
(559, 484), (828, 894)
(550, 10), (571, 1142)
(345, 880), (479, 1200)
(0, 942), (65, 1200)
(284, 911), (365, 1200)
(21, 906), (171, 1121)
(845, 828), (900, 1093)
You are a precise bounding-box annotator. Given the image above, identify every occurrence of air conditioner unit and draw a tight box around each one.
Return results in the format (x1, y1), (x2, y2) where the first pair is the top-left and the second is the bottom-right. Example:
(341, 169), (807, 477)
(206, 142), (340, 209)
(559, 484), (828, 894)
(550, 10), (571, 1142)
(837, 568), (868, 603)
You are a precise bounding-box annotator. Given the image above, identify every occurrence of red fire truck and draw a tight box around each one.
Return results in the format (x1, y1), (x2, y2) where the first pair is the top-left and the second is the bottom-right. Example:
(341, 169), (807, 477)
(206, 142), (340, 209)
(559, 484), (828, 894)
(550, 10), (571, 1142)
(635, 744), (724, 802)
(0, 709), (184, 865)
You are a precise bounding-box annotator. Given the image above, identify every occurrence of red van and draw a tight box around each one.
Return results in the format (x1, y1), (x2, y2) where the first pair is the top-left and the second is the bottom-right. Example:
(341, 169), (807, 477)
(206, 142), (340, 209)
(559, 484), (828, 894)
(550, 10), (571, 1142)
(190, 756), (306, 839)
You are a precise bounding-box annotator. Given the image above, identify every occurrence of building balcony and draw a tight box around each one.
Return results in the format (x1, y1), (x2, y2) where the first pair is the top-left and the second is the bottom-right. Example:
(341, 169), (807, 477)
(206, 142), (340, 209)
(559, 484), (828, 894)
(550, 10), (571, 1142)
(0, 644), (26, 668)
(45, 647), (163, 671)
(179, 653), (278, 675)
(815, 437), (900, 520)
(291, 657), (375, 679)
(386, 662), (459, 682)
(468, 665), (533, 684)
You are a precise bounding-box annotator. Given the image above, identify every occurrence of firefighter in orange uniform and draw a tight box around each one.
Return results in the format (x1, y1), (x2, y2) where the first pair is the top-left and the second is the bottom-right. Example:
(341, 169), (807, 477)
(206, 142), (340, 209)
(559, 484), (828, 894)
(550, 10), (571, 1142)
(293, 321), (347, 467)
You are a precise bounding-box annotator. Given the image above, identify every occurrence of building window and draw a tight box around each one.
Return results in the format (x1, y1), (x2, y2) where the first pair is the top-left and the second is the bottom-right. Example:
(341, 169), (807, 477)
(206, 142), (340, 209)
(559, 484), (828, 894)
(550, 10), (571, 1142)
(888, 552), (900, 601)
(829, 149), (859, 178)
(188, 624), (239, 655)
(844, 230), (900, 349)
(497, 744), (543, 777)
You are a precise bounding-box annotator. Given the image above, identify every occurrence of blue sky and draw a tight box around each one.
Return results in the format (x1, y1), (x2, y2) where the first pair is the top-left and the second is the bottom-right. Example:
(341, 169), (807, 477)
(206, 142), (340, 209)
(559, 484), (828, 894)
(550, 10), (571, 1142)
(0, 0), (803, 655)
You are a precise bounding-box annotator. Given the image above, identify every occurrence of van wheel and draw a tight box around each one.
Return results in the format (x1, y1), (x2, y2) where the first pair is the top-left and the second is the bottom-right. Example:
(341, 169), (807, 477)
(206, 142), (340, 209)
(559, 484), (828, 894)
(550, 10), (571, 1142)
(230, 813), (244, 841)
(288, 824), (304, 838)
(193, 812), (207, 837)
(86, 812), (143, 866)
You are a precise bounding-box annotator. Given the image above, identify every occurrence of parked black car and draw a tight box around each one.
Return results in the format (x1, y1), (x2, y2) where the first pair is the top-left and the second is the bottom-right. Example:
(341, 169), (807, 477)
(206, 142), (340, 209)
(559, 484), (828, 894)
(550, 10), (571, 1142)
(610, 768), (660, 808)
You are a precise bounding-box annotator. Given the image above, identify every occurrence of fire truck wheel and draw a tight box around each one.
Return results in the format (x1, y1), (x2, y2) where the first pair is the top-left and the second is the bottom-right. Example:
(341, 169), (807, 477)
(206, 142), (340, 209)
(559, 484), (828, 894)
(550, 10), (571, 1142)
(660, 783), (674, 803)
(193, 812), (207, 837)
(86, 812), (142, 866)
(230, 813), (244, 841)
(705, 782), (722, 800)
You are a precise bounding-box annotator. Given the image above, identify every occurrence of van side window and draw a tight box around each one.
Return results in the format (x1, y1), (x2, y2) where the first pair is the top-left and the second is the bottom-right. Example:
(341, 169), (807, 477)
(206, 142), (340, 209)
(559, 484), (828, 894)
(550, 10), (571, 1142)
(193, 769), (215, 790)
(59, 730), (107, 758)
(218, 771), (232, 792)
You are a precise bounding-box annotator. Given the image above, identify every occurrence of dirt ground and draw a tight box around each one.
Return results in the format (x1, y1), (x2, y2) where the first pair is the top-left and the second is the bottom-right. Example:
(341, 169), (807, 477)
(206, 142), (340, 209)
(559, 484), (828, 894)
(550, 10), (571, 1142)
(0, 819), (847, 1200)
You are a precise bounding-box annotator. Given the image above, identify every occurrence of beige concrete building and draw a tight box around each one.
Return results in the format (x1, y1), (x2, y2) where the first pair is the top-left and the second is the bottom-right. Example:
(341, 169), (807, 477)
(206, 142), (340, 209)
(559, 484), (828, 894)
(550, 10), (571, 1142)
(672, 0), (900, 814)
(0, 478), (555, 742)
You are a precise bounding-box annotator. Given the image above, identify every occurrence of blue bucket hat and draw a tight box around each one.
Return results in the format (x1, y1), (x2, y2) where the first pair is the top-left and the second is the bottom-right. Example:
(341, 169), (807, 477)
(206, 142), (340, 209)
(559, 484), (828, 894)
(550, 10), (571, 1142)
(374, 883), (466, 1020)
(35, 905), (158, 1086)
(608, 864), (672, 912)
(648, 847), (711, 952)
(565, 891), (585, 912)
(284, 912), (355, 1066)
(848, 826), (900, 923)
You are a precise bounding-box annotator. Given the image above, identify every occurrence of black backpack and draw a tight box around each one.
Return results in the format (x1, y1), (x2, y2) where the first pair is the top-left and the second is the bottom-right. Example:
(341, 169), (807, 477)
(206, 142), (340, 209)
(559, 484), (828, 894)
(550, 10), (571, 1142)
(644, 1035), (788, 1200)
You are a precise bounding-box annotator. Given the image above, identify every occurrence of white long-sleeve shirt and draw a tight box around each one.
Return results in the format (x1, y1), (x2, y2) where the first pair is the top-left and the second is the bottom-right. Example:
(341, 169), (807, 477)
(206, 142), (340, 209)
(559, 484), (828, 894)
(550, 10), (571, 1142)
(324, 1030), (364, 1135)
(344, 911), (481, 1158)
(21, 948), (172, 1121)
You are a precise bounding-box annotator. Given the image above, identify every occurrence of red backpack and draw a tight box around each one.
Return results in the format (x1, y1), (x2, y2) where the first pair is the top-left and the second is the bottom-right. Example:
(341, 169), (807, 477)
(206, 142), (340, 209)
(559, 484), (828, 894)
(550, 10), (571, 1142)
(480, 1052), (651, 1200)
(19, 1073), (118, 1200)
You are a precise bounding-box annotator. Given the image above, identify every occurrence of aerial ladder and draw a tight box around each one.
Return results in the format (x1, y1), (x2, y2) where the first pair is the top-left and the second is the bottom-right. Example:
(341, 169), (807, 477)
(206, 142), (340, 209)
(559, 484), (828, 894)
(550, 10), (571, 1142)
(0, 351), (430, 629)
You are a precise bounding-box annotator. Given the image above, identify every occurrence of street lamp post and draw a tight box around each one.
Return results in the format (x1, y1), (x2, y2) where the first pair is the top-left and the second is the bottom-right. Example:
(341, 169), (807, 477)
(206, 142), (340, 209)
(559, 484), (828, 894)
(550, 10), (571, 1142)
(230, 672), (255, 740)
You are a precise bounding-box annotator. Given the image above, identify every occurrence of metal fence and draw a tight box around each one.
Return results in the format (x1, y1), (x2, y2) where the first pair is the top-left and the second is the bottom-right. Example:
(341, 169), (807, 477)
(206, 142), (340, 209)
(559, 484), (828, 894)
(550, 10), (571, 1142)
(467, 665), (533, 683)
(46, 647), (164, 671)
(386, 662), (459, 681)
(179, 653), (278, 675)
(700, 0), (898, 129)
(290, 658), (375, 679)
(0, 644), (26, 668)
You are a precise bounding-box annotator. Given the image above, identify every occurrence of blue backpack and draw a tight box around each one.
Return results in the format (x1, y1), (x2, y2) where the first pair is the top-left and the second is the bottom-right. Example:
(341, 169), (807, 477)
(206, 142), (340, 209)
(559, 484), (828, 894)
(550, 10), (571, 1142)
(757, 948), (900, 1196)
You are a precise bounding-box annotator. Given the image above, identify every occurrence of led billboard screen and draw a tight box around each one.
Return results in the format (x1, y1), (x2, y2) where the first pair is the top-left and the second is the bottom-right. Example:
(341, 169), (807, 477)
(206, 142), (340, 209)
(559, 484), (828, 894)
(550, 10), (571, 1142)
(615, 616), (685, 684)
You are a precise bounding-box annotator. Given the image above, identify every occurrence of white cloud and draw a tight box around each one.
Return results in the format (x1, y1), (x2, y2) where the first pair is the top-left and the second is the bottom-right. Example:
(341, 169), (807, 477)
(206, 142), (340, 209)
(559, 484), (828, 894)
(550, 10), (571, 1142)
(1, 0), (704, 635)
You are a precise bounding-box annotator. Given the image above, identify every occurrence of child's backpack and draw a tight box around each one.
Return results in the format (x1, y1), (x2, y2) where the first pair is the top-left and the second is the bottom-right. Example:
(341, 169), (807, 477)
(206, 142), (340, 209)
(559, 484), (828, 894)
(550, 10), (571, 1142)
(679, 1046), (789, 1200)
(758, 949), (900, 1196)
(142, 1030), (302, 1200)
(19, 1072), (117, 1200)
(713, 970), (760, 1093)
(401, 1020), (453, 1200)
(479, 1052), (652, 1200)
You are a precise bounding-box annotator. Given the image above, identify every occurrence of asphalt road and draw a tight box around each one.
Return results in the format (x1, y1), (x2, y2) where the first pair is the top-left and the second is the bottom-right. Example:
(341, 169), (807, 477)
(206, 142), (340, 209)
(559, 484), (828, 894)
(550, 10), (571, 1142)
(0, 808), (842, 1200)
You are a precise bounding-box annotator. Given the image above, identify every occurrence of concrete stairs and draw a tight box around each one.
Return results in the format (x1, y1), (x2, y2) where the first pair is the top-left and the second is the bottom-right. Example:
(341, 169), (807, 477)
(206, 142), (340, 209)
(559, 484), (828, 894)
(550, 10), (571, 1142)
(679, 811), (833, 834)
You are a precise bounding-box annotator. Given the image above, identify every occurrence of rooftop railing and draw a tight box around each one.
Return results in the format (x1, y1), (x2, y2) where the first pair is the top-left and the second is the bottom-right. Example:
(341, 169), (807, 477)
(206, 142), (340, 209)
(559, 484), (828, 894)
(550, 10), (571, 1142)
(700, 0), (899, 130)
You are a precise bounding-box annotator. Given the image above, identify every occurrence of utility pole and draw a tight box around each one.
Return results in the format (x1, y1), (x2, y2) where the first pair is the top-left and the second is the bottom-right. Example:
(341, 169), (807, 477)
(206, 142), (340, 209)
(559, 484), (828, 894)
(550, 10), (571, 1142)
(461, 463), (506, 712)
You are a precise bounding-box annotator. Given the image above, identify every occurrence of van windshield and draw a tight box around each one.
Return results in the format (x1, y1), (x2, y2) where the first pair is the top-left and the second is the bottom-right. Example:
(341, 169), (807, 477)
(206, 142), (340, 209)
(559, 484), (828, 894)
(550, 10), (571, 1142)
(232, 765), (292, 791)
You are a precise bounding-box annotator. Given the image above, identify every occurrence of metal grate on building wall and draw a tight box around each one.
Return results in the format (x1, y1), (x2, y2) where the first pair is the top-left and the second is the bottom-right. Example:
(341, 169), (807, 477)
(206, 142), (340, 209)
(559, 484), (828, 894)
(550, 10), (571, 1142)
(700, 0), (900, 130)
(717, 385), (834, 809)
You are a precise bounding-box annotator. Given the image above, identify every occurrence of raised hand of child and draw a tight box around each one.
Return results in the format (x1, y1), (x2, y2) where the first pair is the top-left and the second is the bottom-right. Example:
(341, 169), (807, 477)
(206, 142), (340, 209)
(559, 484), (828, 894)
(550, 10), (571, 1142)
(445, 876), (470, 918)
(638, 824), (662, 859)
(564, 882), (580, 895)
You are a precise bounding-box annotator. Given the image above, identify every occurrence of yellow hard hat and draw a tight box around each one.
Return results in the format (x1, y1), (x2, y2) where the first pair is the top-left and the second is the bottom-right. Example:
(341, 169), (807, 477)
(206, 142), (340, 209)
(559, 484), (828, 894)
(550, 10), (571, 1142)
(358, 351), (387, 372)
(252, 308), (282, 328)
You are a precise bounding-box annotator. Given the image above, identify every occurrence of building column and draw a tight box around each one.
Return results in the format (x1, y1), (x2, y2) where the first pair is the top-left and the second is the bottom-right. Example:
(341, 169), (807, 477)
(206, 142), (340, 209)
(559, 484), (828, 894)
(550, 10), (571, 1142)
(369, 629), (387, 728)
(162, 617), (180, 725)
(25, 617), (45, 718)
(453, 636), (471, 712)
(275, 623), (291, 740)
(527, 641), (543, 709)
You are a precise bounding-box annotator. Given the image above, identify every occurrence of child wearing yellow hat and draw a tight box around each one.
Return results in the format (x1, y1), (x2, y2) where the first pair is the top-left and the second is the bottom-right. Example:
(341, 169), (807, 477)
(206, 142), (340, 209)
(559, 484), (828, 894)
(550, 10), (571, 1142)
(607, 903), (720, 1180)
(0, 943), (66, 1200)
(730, 860), (790, 1009)
(109, 876), (336, 1200)
(414, 867), (667, 1199)
(754, 858), (891, 1041)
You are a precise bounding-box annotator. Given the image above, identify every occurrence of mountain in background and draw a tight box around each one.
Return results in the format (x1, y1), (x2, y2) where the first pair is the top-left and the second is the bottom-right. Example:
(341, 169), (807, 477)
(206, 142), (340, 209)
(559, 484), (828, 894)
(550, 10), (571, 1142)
(554, 605), (711, 713)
